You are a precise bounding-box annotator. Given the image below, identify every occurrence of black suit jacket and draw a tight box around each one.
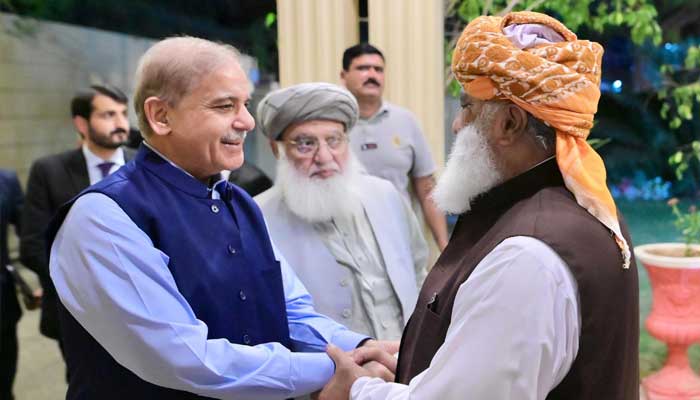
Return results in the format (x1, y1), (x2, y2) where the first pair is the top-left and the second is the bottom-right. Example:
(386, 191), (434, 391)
(20, 147), (134, 339)
(1, 169), (24, 326)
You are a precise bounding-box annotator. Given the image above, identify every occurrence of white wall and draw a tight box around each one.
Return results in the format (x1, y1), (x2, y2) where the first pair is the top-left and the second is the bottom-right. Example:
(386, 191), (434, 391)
(0, 12), (258, 182)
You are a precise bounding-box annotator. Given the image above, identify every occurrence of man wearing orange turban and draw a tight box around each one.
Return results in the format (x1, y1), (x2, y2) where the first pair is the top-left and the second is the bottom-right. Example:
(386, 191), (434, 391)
(317, 11), (639, 400)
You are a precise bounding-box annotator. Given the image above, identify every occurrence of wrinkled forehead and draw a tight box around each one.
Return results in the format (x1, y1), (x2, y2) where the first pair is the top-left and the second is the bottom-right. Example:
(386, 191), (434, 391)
(91, 94), (128, 112)
(193, 61), (251, 99)
(284, 119), (346, 138)
(350, 54), (385, 69)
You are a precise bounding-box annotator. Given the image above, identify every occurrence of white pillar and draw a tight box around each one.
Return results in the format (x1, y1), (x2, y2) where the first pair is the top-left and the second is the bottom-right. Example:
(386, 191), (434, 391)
(368, 0), (445, 167)
(276, 0), (359, 87)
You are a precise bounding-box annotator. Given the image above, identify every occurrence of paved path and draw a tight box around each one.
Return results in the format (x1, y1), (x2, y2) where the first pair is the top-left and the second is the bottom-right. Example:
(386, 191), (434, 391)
(14, 307), (67, 399)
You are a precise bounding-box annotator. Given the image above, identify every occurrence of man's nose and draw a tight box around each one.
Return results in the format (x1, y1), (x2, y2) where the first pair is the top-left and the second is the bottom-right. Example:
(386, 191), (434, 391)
(117, 114), (129, 131)
(451, 116), (461, 135)
(234, 106), (255, 132)
(313, 140), (333, 164)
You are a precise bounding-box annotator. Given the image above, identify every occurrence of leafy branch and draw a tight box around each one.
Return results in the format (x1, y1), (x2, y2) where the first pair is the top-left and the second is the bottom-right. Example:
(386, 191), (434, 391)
(658, 46), (700, 130)
(445, 0), (663, 97)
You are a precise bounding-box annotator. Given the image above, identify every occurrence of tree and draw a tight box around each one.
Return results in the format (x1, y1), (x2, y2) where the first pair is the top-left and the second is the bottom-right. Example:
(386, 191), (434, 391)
(445, 0), (663, 96)
(446, 1), (700, 194)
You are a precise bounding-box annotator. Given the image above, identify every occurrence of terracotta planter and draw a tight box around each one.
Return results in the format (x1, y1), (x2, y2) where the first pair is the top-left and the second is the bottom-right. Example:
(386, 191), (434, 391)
(635, 243), (700, 400)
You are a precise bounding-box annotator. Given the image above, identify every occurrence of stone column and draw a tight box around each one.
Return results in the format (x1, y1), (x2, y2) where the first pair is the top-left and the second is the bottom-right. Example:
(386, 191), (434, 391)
(368, 0), (445, 167)
(276, 0), (359, 87)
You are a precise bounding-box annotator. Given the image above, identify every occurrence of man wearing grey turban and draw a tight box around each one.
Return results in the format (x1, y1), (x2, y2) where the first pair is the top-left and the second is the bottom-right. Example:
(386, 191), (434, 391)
(255, 82), (428, 341)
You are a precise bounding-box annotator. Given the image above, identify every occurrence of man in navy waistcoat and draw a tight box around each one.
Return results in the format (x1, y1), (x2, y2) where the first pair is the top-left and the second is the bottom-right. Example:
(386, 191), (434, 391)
(48, 36), (395, 400)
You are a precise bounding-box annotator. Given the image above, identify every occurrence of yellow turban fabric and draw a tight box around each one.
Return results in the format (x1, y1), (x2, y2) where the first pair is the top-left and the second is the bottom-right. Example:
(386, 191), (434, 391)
(452, 11), (630, 268)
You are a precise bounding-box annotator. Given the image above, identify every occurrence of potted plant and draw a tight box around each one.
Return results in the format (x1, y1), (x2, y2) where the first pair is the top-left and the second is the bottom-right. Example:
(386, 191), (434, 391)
(635, 197), (700, 399)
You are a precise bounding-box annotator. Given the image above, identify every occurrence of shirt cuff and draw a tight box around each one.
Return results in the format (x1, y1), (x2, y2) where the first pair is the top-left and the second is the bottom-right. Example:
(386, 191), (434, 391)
(332, 330), (371, 351)
(289, 351), (336, 396)
(350, 376), (382, 399)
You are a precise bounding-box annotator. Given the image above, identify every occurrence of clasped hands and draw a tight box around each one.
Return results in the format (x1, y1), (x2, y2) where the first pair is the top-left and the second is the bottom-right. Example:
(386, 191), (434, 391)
(314, 339), (399, 400)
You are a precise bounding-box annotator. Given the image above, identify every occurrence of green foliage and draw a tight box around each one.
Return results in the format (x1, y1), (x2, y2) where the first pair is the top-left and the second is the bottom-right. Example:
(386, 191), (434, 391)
(668, 141), (700, 181)
(449, 0), (662, 44)
(658, 47), (700, 131)
(264, 12), (276, 29)
(685, 46), (700, 70)
(668, 198), (700, 251)
(445, 0), (663, 96)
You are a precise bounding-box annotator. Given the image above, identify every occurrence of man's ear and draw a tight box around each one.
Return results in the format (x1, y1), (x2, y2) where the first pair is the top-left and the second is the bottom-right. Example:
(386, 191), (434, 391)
(340, 70), (347, 85)
(143, 97), (171, 136)
(72, 116), (89, 138)
(495, 104), (529, 146)
(269, 138), (280, 159)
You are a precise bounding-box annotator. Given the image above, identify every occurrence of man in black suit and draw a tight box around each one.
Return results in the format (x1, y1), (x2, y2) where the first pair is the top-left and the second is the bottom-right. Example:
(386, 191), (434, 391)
(20, 84), (134, 359)
(1, 169), (24, 400)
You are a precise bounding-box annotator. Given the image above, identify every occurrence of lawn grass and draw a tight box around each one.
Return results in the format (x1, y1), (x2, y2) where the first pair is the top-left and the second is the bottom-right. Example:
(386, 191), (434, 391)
(617, 199), (700, 378)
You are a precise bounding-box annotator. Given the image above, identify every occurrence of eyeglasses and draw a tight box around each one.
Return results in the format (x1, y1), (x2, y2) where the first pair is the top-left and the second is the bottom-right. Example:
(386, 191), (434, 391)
(281, 134), (348, 156)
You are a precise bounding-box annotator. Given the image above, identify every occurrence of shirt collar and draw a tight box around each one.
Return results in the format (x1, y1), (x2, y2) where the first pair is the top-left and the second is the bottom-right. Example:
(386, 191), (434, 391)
(361, 101), (390, 122)
(142, 141), (193, 178)
(82, 144), (125, 168)
(142, 141), (227, 199)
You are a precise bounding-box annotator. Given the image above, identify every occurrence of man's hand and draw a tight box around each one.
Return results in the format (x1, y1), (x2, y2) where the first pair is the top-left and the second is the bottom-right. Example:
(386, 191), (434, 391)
(318, 345), (376, 400)
(359, 339), (400, 355)
(354, 340), (399, 373)
(23, 287), (42, 310)
(362, 360), (394, 381)
(351, 346), (397, 375)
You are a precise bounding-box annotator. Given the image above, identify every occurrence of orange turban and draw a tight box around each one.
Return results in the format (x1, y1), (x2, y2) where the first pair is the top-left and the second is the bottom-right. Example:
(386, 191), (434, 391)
(452, 11), (630, 268)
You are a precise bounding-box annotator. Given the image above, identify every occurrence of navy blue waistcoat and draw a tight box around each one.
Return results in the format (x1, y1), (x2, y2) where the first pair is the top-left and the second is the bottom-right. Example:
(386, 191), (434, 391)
(49, 145), (291, 399)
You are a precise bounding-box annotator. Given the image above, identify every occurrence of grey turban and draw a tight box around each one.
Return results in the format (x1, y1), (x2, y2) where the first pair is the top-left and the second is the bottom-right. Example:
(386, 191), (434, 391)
(256, 82), (359, 140)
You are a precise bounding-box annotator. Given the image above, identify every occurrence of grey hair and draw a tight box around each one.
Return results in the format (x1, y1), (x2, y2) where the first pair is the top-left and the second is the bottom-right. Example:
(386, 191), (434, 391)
(133, 36), (242, 137)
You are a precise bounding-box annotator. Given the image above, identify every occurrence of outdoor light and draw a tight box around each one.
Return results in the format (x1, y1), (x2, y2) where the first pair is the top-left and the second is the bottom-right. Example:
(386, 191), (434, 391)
(612, 80), (623, 93)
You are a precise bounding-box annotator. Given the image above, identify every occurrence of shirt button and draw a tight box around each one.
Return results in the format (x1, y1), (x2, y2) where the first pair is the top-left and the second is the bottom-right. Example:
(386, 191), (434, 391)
(228, 244), (237, 254)
(242, 334), (251, 344)
(342, 309), (351, 318)
(339, 279), (348, 287)
(381, 320), (389, 328)
(239, 290), (247, 301)
(211, 204), (220, 213)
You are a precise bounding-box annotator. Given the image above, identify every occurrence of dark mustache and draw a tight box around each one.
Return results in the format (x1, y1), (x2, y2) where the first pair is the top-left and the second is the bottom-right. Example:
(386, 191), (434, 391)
(110, 128), (127, 135)
(363, 78), (380, 86)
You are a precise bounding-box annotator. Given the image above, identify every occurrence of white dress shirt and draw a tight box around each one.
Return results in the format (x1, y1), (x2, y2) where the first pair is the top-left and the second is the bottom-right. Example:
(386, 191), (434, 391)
(82, 144), (125, 184)
(313, 202), (425, 340)
(350, 236), (581, 400)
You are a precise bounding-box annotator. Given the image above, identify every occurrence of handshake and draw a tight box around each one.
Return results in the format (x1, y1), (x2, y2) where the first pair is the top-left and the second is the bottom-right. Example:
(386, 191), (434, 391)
(314, 339), (399, 400)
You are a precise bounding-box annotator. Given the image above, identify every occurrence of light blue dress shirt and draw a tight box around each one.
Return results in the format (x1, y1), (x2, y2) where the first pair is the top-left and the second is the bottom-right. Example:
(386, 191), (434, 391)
(81, 144), (125, 185)
(50, 190), (368, 399)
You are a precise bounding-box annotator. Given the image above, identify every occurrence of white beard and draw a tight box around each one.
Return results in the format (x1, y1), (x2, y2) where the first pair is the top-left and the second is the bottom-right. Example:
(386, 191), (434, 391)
(432, 122), (503, 214)
(276, 152), (363, 223)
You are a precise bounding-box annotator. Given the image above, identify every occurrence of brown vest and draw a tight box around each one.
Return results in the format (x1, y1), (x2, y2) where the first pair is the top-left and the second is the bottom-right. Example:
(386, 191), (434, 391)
(396, 159), (639, 399)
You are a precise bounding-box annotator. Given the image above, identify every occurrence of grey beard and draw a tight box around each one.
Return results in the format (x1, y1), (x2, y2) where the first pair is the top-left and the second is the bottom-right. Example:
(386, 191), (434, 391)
(431, 122), (502, 214)
(276, 154), (363, 223)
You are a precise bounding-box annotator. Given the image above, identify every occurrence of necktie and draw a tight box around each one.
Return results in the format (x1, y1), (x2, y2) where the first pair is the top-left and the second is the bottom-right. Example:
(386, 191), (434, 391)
(97, 162), (115, 178)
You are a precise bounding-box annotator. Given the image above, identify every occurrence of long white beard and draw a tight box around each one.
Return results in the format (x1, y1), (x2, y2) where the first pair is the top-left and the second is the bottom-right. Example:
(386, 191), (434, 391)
(276, 153), (363, 223)
(432, 122), (502, 214)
